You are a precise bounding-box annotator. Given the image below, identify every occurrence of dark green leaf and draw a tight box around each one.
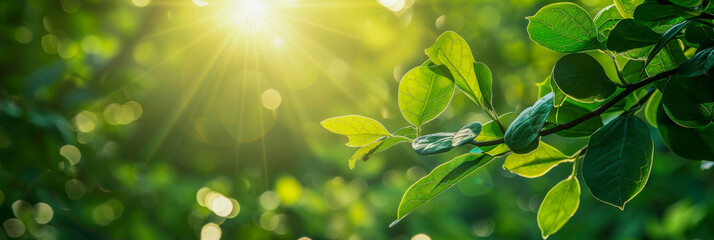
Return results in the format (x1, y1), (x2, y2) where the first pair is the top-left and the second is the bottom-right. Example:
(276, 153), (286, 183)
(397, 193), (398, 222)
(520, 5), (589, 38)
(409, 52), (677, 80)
(633, 2), (700, 22)
(412, 133), (455, 155)
(662, 74), (714, 128)
(670, 0), (704, 7)
(657, 103), (714, 160)
(505, 93), (554, 154)
(606, 19), (661, 52)
(526, 3), (600, 53)
(621, 60), (646, 84)
(583, 115), (653, 209)
(677, 47), (714, 77)
(452, 122), (482, 147)
(644, 90), (663, 127)
(391, 153), (494, 226)
(552, 53), (617, 103)
(476, 113), (518, 156)
(398, 65), (456, 127)
(547, 100), (604, 138)
(684, 22), (714, 47)
(503, 142), (576, 178)
(538, 176), (581, 239)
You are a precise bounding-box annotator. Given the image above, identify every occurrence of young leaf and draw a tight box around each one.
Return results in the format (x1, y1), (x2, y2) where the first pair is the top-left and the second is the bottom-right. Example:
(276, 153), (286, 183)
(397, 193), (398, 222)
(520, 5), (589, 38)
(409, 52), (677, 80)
(391, 153), (494, 226)
(412, 122), (483, 155)
(643, 21), (692, 74)
(662, 74), (714, 128)
(348, 139), (385, 169)
(398, 65), (456, 128)
(614, 0), (645, 18)
(677, 48), (714, 77)
(476, 113), (518, 156)
(526, 2), (600, 53)
(633, 2), (700, 22)
(583, 115), (653, 210)
(594, 5), (623, 42)
(657, 103), (714, 160)
(605, 19), (661, 52)
(505, 93), (554, 154)
(321, 115), (390, 147)
(425, 31), (493, 113)
(552, 53), (617, 103)
(538, 176), (581, 239)
(503, 142), (576, 178)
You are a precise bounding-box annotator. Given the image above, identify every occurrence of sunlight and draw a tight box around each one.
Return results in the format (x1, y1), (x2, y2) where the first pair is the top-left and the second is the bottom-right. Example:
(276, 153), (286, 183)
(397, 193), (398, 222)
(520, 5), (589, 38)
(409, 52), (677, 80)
(240, 0), (266, 17)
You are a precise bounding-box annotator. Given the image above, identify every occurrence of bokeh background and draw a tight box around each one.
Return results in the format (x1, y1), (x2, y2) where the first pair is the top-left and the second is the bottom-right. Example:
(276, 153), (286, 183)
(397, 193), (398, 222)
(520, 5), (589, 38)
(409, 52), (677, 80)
(1, 0), (714, 239)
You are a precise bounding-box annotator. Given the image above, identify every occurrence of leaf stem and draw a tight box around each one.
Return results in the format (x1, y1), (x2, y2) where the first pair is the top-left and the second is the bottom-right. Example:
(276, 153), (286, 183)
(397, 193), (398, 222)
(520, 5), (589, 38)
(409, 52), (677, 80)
(599, 49), (629, 86)
(469, 68), (678, 148)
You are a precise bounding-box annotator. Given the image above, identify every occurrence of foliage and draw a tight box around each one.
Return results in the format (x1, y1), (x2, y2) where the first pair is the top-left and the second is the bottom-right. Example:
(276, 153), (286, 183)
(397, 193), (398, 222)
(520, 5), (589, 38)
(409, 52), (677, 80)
(322, 0), (714, 238)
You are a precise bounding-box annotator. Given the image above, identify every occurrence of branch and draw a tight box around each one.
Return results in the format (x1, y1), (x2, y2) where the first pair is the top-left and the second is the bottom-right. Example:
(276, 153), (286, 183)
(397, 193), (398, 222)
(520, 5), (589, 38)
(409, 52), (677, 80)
(470, 68), (678, 148)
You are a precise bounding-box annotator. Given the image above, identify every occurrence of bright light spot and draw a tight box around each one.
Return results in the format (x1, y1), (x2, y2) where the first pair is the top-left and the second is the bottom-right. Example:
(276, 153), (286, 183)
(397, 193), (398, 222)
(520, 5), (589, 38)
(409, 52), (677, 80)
(261, 89), (282, 110)
(377, 0), (405, 12)
(12, 200), (33, 220)
(201, 223), (222, 240)
(60, 145), (81, 165)
(411, 233), (431, 240)
(196, 187), (212, 206)
(33, 203), (54, 224)
(276, 176), (301, 206)
(259, 191), (280, 210)
(193, 0), (209, 7)
(273, 37), (283, 47)
(74, 111), (97, 133)
(209, 194), (233, 217)
(3, 218), (25, 238)
(132, 0), (151, 7)
(241, 0), (267, 17)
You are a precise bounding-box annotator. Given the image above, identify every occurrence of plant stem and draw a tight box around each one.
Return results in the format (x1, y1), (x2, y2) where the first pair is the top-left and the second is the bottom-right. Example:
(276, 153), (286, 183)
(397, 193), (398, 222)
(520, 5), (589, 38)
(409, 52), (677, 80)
(469, 68), (678, 148)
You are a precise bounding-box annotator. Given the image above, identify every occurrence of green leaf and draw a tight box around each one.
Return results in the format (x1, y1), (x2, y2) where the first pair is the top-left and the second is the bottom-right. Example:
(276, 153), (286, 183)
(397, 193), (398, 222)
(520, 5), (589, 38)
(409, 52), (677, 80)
(398, 65), (456, 127)
(393, 126), (417, 139)
(538, 176), (581, 239)
(670, 0), (703, 7)
(547, 100), (604, 138)
(321, 115), (390, 147)
(644, 90), (663, 127)
(662, 74), (714, 128)
(643, 21), (692, 74)
(595, 5), (623, 42)
(552, 53), (617, 103)
(633, 2), (700, 22)
(537, 76), (567, 107)
(425, 31), (493, 113)
(606, 19), (661, 52)
(375, 136), (412, 154)
(684, 22), (714, 47)
(657, 103), (714, 161)
(677, 47), (714, 77)
(476, 113), (518, 156)
(391, 153), (494, 226)
(348, 139), (385, 169)
(624, 18), (683, 60)
(582, 115), (653, 210)
(621, 60), (646, 84)
(412, 133), (455, 155)
(452, 122), (483, 147)
(614, 0), (645, 18)
(526, 2), (600, 53)
(505, 93), (554, 154)
(645, 40), (687, 76)
(412, 122), (483, 155)
(503, 142), (576, 178)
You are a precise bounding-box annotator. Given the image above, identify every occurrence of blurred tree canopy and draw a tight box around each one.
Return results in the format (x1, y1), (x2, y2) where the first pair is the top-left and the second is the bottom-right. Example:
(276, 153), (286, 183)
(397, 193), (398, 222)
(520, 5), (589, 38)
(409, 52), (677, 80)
(1, 0), (713, 239)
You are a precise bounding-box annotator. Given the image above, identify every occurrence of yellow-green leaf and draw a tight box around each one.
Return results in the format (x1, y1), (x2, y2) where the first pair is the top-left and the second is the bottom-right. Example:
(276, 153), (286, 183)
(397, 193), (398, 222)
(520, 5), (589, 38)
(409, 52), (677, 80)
(538, 176), (581, 239)
(321, 115), (390, 147)
(398, 65), (455, 127)
(503, 142), (576, 178)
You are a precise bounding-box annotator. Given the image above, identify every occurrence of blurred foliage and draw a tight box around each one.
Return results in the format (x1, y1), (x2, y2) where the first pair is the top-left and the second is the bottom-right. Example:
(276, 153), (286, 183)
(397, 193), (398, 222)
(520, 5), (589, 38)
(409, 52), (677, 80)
(1, 0), (714, 239)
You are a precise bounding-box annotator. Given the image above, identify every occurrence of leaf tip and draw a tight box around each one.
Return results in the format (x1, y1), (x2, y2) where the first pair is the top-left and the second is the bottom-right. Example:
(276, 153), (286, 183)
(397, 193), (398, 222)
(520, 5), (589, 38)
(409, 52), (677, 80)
(388, 219), (400, 228)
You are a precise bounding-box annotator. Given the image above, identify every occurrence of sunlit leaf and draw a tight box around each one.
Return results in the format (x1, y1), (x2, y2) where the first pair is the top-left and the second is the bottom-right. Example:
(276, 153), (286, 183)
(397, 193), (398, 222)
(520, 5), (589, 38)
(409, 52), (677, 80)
(614, 0), (645, 18)
(538, 176), (581, 239)
(583, 115), (653, 209)
(321, 115), (390, 147)
(594, 5), (623, 42)
(503, 142), (575, 178)
(645, 41), (687, 77)
(633, 2), (700, 22)
(425, 31), (493, 113)
(505, 93), (554, 154)
(398, 65), (456, 127)
(348, 139), (385, 169)
(526, 3), (600, 53)
(643, 21), (692, 74)
(391, 153), (494, 226)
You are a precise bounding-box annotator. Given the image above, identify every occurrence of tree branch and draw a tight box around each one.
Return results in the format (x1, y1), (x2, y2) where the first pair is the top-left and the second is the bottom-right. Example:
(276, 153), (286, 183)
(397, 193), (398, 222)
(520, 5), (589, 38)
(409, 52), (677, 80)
(470, 68), (678, 148)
